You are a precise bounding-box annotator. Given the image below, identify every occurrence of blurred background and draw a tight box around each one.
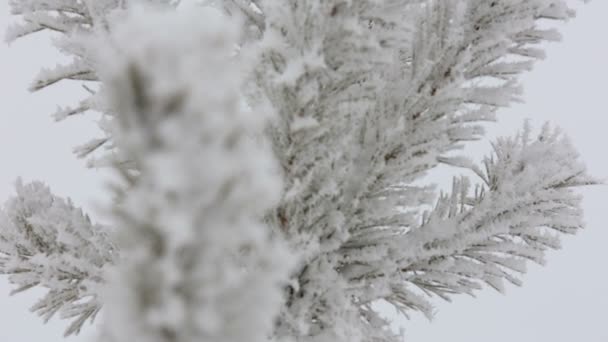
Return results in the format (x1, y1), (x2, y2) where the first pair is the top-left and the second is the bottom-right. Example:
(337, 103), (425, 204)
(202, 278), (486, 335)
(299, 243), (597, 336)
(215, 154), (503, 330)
(0, 1), (606, 341)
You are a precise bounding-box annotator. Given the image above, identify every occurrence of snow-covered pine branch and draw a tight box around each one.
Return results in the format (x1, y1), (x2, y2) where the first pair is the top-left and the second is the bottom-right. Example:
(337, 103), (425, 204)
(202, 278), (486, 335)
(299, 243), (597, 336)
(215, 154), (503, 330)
(250, 1), (589, 341)
(94, 6), (291, 342)
(6, 0), (180, 166)
(340, 123), (597, 317)
(2, 0), (597, 341)
(0, 180), (114, 336)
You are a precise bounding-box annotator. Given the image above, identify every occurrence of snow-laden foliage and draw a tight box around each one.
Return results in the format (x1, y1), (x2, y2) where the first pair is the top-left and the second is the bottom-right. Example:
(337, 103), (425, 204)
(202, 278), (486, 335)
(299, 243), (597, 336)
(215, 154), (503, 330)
(1, 0), (597, 342)
(251, 1), (592, 341)
(94, 6), (291, 342)
(5, 0), (179, 168)
(0, 180), (114, 336)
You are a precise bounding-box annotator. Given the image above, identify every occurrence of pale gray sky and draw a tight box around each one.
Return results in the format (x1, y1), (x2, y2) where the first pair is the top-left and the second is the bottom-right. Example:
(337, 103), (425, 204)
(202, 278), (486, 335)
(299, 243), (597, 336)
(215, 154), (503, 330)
(0, 1), (606, 341)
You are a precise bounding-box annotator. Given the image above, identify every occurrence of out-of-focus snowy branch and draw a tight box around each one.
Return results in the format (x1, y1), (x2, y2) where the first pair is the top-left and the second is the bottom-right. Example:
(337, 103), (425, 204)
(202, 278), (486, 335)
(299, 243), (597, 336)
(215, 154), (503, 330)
(5, 0), (179, 166)
(94, 6), (291, 342)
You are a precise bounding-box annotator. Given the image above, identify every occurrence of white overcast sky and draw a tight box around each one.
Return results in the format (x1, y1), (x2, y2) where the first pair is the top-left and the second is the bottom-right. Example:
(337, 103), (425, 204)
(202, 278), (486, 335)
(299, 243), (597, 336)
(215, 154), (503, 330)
(0, 1), (607, 341)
